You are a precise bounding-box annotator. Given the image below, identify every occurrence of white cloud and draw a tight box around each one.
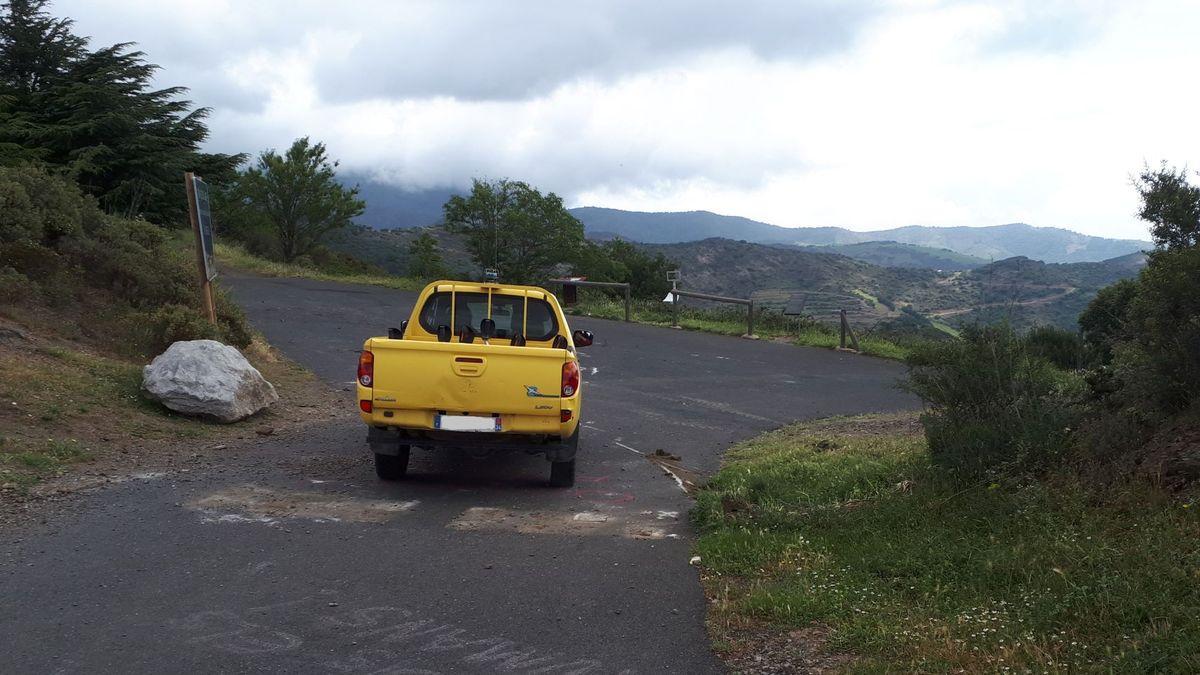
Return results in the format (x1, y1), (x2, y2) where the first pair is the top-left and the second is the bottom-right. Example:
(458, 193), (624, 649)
(54, 0), (1200, 239)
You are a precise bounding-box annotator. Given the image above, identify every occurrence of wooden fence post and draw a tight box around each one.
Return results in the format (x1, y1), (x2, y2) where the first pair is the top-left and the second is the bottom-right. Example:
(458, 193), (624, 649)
(747, 300), (755, 337)
(623, 283), (631, 322)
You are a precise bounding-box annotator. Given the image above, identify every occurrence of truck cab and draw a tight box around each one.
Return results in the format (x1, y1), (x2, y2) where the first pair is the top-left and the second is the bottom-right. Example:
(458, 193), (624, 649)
(357, 280), (592, 486)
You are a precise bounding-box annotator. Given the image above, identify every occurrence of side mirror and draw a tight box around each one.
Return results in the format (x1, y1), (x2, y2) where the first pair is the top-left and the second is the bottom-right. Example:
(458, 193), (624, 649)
(480, 318), (496, 340)
(388, 320), (408, 340)
(436, 324), (451, 342)
(573, 329), (594, 347)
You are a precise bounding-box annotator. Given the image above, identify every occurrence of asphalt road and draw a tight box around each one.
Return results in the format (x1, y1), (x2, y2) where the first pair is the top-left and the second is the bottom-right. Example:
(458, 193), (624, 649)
(1, 273), (918, 674)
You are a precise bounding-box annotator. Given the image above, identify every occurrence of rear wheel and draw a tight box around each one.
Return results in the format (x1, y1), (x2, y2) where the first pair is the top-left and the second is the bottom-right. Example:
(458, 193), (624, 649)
(549, 459), (576, 488)
(375, 446), (410, 481)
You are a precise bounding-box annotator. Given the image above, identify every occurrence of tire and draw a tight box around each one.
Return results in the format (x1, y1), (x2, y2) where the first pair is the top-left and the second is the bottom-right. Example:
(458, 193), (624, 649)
(374, 446), (410, 481)
(549, 458), (576, 488)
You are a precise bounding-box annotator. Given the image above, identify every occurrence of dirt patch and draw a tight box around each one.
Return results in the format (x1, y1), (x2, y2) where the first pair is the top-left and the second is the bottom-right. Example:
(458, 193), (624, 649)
(719, 624), (854, 674)
(448, 506), (681, 540)
(190, 484), (418, 524)
(791, 412), (923, 438)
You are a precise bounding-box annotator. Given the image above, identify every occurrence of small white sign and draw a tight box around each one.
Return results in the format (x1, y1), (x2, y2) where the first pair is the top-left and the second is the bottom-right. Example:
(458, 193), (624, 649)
(663, 292), (676, 303)
(436, 415), (501, 432)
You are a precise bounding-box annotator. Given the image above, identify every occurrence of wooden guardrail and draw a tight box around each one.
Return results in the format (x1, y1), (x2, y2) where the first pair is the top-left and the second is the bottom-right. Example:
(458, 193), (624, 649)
(668, 289), (756, 337)
(547, 279), (632, 322)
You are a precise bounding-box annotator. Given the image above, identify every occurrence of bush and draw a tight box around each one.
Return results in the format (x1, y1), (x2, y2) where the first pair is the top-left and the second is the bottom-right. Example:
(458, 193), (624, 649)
(0, 167), (253, 355)
(1023, 325), (1086, 370)
(0, 265), (34, 303)
(1117, 247), (1200, 415)
(145, 304), (220, 353)
(905, 324), (1083, 476)
(1079, 278), (1137, 364)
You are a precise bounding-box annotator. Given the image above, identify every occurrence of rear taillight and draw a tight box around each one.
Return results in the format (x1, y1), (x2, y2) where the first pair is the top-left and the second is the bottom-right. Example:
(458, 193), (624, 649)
(358, 350), (374, 387)
(561, 361), (580, 397)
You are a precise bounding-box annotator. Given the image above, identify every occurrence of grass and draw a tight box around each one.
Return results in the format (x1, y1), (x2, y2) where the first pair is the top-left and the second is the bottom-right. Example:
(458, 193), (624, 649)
(212, 239), (425, 290)
(0, 332), (334, 495)
(569, 291), (913, 360)
(693, 415), (1200, 672)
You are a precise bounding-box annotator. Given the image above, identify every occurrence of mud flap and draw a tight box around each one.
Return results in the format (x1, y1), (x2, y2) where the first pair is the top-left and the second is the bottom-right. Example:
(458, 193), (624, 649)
(367, 426), (404, 455)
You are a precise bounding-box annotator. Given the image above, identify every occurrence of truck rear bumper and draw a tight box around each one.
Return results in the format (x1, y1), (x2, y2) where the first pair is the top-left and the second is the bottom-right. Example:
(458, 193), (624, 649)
(367, 425), (578, 462)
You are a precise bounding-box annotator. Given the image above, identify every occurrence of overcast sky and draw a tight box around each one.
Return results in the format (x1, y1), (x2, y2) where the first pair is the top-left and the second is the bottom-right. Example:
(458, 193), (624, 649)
(56, 0), (1200, 240)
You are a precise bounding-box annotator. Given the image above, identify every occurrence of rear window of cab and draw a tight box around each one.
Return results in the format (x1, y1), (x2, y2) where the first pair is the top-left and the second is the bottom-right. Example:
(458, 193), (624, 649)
(417, 292), (558, 342)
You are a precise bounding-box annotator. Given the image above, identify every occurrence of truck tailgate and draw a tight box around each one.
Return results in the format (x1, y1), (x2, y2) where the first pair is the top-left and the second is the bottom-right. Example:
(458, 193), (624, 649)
(369, 339), (565, 416)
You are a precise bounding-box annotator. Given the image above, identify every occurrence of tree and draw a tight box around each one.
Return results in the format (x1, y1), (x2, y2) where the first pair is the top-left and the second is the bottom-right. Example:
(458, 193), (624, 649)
(443, 178), (584, 284)
(1135, 163), (1200, 252)
(235, 137), (364, 262)
(407, 231), (448, 280)
(574, 237), (674, 298)
(0, 0), (242, 220)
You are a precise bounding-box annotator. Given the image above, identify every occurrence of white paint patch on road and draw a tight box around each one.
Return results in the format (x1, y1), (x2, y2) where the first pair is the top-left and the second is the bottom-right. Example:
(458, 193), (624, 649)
(590, 366), (599, 375)
(679, 395), (780, 424)
(190, 485), (418, 525)
(449, 507), (678, 540)
(613, 440), (643, 455)
(659, 466), (689, 494)
(638, 408), (724, 431)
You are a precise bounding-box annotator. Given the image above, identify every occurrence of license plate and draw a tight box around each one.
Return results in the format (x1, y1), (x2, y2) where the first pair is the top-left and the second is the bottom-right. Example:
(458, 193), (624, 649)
(435, 415), (501, 432)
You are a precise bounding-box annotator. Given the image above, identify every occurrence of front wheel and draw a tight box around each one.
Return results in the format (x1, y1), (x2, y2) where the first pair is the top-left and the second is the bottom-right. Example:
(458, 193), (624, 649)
(549, 459), (576, 488)
(375, 446), (410, 481)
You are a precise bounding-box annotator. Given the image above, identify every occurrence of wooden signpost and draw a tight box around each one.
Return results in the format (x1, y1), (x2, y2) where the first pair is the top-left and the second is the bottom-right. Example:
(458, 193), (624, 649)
(184, 172), (217, 325)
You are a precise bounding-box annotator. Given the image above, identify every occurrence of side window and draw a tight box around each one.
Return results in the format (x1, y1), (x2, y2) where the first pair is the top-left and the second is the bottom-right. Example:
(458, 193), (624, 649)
(525, 299), (557, 341)
(419, 293), (452, 332)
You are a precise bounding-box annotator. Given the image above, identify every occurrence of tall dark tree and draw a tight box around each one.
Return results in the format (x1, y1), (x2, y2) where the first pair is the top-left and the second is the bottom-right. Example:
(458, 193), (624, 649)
(0, 0), (243, 220)
(443, 178), (585, 284)
(407, 231), (448, 280)
(235, 137), (365, 262)
(0, 0), (84, 164)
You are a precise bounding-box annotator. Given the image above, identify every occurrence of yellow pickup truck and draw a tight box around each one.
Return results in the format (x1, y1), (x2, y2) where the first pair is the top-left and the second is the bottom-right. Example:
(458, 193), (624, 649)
(357, 280), (592, 487)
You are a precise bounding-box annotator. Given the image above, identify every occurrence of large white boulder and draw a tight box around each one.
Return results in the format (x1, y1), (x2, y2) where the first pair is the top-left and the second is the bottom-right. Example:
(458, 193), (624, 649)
(142, 340), (278, 423)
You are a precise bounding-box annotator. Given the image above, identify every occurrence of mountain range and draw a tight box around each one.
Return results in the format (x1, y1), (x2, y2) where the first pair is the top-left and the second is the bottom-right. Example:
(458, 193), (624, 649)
(572, 207), (1151, 264)
(344, 179), (1151, 266)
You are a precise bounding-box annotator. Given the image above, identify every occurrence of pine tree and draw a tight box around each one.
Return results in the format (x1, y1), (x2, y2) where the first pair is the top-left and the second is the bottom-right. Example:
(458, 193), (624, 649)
(0, 0), (244, 221)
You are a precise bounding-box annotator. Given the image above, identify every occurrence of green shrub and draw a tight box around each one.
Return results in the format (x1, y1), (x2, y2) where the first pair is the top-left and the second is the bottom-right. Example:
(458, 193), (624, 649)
(905, 324), (1084, 476)
(1023, 325), (1086, 370)
(146, 304), (221, 352)
(0, 167), (253, 355)
(0, 265), (33, 303)
(1119, 247), (1200, 415)
(214, 289), (254, 348)
(1079, 278), (1137, 364)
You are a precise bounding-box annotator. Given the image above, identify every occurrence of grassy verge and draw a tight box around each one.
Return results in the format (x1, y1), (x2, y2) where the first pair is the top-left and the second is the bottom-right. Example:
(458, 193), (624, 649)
(0, 329), (338, 495)
(210, 238), (425, 291)
(569, 292), (911, 360)
(693, 414), (1200, 672)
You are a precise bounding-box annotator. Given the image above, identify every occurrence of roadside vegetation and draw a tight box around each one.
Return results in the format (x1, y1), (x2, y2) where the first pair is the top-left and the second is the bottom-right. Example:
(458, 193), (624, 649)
(0, 328), (330, 494)
(568, 289), (916, 360)
(0, 4), (343, 498)
(210, 237), (423, 291)
(695, 164), (1200, 671)
(694, 415), (1199, 672)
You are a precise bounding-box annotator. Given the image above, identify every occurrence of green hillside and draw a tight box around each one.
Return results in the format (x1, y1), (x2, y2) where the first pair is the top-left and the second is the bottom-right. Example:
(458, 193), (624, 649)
(801, 241), (988, 270)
